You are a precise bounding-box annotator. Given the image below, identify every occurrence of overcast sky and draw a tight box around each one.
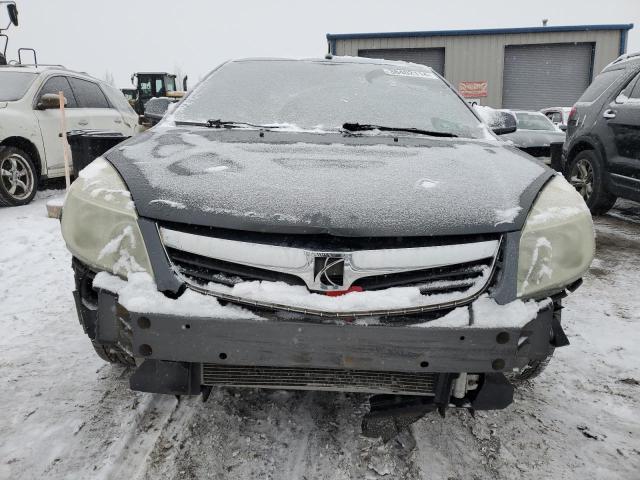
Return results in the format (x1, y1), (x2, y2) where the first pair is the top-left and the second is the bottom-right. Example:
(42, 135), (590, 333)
(4, 0), (638, 88)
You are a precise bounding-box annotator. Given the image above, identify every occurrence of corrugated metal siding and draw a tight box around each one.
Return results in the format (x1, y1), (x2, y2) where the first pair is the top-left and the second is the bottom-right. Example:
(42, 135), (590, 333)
(502, 43), (593, 110)
(334, 29), (623, 108)
(358, 48), (445, 74)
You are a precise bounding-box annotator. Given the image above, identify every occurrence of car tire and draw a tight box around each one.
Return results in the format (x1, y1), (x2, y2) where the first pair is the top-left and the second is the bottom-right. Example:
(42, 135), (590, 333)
(91, 341), (136, 366)
(0, 147), (38, 207)
(567, 149), (616, 215)
(507, 352), (554, 385)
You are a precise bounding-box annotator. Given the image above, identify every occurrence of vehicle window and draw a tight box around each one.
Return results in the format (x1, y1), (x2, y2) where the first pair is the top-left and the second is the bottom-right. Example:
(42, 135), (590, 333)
(102, 83), (137, 116)
(548, 112), (562, 123)
(165, 76), (177, 92)
(69, 77), (111, 108)
(578, 69), (625, 103)
(514, 112), (556, 130)
(155, 78), (166, 97)
(0, 72), (38, 101)
(137, 76), (152, 97)
(628, 75), (640, 100)
(38, 76), (78, 108)
(173, 60), (488, 139)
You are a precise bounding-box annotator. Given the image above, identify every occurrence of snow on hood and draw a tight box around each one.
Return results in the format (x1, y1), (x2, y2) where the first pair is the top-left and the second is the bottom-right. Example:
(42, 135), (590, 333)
(105, 128), (552, 236)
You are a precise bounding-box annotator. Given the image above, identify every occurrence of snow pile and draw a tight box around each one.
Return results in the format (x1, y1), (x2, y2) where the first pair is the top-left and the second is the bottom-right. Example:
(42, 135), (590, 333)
(96, 225), (146, 276)
(494, 206), (522, 225)
(92, 266), (542, 329)
(413, 294), (542, 329)
(470, 294), (544, 328)
(93, 271), (260, 319)
(519, 237), (554, 294)
(474, 105), (502, 125)
(204, 264), (491, 314)
(149, 199), (186, 209)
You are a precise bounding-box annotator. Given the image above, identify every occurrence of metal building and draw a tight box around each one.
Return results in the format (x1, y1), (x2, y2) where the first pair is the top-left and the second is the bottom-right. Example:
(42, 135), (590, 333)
(326, 24), (634, 110)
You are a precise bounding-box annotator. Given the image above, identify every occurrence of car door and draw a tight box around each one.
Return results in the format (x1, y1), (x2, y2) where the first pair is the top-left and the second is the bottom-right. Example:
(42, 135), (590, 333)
(67, 77), (128, 134)
(603, 71), (640, 188)
(32, 75), (90, 174)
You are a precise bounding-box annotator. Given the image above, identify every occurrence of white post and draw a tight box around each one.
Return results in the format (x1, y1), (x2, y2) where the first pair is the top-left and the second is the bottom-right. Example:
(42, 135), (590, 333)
(59, 91), (71, 190)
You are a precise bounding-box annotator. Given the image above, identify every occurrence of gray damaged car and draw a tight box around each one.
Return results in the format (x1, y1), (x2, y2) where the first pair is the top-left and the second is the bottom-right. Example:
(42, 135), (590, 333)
(61, 57), (594, 423)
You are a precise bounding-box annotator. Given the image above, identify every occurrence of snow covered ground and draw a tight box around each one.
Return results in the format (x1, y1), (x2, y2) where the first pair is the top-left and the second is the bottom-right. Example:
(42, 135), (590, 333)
(1, 190), (639, 480)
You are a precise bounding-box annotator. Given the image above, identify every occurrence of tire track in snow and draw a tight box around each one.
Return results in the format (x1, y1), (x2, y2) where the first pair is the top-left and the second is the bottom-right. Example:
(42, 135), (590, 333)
(93, 394), (179, 480)
(280, 395), (313, 480)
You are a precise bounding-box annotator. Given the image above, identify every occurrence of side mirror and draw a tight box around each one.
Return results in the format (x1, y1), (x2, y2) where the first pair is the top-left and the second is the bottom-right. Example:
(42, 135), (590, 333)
(489, 111), (517, 135)
(37, 93), (65, 110)
(7, 4), (18, 26)
(615, 93), (628, 104)
(558, 124), (567, 132)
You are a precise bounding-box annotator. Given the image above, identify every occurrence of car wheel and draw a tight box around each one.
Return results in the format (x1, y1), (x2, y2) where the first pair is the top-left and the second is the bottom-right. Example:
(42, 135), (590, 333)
(0, 147), (38, 207)
(568, 150), (616, 215)
(91, 341), (136, 366)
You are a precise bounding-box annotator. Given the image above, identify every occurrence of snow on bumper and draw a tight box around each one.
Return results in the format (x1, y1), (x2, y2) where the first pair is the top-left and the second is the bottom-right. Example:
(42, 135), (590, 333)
(87, 272), (559, 375)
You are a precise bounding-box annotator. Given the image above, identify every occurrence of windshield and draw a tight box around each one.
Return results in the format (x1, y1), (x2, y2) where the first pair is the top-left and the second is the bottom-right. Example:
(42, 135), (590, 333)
(578, 69), (626, 103)
(165, 76), (177, 92)
(173, 60), (488, 139)
(0, 72), (38, 101)
(515, 112), (557, 131)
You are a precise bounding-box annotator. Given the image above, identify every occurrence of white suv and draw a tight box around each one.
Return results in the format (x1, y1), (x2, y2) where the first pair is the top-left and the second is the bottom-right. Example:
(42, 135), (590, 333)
(0, 65), (139, 206)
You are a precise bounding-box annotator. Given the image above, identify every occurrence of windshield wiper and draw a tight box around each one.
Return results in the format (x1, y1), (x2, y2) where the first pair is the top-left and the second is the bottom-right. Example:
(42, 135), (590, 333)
(174, 119), (276, 129)
(342, 122), (458, 138)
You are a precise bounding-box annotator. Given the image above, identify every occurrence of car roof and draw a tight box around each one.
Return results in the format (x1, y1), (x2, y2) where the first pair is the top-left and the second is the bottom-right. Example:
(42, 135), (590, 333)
(0, 64), (108, 84)
(603, 52), (640, 71)
(135, 72), (175, 75)
(231, 56), (437, 70)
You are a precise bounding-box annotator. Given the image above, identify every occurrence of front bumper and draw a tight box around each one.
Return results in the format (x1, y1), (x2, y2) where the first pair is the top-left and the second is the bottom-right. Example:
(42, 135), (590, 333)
(73, 259), (566, 408)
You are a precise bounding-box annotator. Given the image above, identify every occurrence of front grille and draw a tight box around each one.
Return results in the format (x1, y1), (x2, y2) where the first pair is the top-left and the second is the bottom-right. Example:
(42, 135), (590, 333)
(202, 364), (438, 396)
(160, 225), (501, 318)
(167, 247), (305, 287)
(167, 247), (493, 295)
(354, 258), (491, 294)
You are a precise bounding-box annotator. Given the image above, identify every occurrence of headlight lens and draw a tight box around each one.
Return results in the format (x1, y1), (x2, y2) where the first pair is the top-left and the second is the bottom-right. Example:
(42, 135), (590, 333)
(517, 175), (595, 298)
(61, 157), (153, 278)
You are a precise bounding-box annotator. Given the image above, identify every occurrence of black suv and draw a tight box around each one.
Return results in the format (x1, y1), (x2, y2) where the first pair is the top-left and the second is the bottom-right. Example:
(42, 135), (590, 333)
(563, 53), (640, 214)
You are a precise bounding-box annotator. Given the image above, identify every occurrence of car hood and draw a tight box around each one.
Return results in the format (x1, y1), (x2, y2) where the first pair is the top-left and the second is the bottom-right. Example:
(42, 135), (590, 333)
(105, 128), (552, 237)
(502, 129), (565, 148)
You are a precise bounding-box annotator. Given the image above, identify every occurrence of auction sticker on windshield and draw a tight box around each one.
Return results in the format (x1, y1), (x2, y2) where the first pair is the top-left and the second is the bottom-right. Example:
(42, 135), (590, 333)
(383, 68), (437, 79)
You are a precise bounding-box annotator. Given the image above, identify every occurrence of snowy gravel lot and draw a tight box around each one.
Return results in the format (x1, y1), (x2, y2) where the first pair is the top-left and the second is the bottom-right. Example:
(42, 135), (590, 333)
(1, 190), (639, 480)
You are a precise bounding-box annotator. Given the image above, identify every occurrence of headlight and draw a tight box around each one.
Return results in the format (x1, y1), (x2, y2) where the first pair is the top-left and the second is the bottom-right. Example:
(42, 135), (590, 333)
(61, 157), (153, 278)
(517, 175), (595, 298)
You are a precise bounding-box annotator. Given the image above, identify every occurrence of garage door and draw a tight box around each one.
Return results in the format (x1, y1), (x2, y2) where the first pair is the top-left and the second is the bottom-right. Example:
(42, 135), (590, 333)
(502, 43), (593, 110)
(358, 48), (445, 75)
